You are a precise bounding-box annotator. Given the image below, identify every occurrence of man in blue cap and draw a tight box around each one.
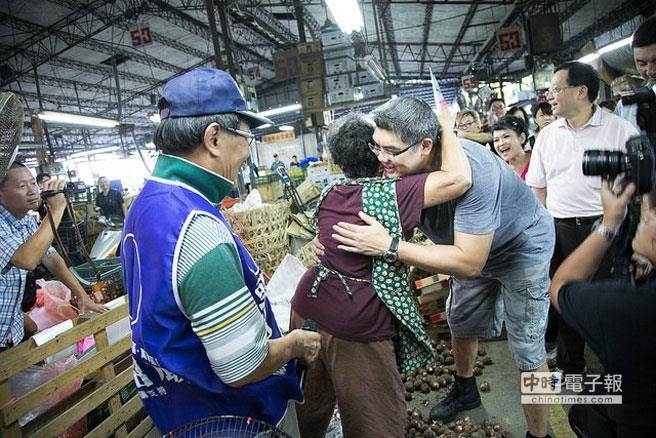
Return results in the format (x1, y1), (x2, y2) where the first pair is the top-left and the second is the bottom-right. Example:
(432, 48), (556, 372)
(121, 68), (321, 435)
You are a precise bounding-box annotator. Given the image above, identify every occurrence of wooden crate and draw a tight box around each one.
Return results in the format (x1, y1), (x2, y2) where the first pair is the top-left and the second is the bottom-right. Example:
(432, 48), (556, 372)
(0, 302), (154, 437)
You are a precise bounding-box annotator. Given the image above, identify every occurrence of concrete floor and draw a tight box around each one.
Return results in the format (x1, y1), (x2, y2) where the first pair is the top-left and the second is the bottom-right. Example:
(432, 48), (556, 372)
(406, 339), (604, 438)
(142, 340), (603, 438)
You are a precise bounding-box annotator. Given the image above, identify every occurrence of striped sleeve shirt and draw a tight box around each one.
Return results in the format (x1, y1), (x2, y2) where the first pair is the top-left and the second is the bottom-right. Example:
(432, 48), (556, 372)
(175, 212), (269, 384)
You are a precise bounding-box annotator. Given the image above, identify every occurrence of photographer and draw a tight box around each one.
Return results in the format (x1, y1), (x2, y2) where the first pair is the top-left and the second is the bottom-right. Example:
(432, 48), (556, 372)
(95, 176), (126, 221)
(549, 181), (656, 437)
(615, 16), (656, 135)
(0, 163), (107, 351)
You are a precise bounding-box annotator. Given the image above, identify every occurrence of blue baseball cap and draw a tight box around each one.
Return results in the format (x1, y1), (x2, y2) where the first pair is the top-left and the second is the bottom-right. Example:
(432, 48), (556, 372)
(158, 68), (272, 128)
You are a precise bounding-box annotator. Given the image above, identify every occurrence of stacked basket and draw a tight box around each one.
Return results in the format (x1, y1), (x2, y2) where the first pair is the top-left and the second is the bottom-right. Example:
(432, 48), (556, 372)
(224, 202), (291, 275)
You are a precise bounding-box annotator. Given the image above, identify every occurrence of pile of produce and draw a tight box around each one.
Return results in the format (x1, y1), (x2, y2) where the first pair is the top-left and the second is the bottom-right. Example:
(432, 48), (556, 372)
(405, 414), (510, 438)
(402, 340), (494, 401)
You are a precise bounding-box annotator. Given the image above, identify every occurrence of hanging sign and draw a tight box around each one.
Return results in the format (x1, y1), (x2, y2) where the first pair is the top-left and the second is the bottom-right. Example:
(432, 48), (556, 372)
(130, 22), (153, 48)
(261, 131), (296, 144)
(498, 26), (523, 54)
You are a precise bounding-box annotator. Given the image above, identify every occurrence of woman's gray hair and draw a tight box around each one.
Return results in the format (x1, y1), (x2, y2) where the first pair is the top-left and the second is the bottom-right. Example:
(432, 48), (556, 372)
(327, 112), (380, 178)
(372, 97), (441, 150)
(153, 113), (241, 155)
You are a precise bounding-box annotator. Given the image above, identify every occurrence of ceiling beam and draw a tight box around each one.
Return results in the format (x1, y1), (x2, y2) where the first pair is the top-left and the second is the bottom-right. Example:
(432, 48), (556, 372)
(48, 0), (210, 60)
(418, 2), (434, 78)
(150, 0), (273, 68)
(375, 0), (401, 78)
(441, 0), (478, 76)
(0, 12), (183, 74)
(0, 43), (159, 86)
(0, 0), (148, 87)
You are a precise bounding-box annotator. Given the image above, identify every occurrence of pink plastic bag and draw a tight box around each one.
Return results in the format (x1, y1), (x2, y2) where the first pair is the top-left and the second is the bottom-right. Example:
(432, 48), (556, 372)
(9, 355), (86, 436)
(28, 281), (79, 331)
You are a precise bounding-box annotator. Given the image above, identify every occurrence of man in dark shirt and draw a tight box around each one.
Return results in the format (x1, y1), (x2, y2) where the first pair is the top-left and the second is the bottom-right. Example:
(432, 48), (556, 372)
(550, 183), (656, 437)
(95, 176), (126, 220)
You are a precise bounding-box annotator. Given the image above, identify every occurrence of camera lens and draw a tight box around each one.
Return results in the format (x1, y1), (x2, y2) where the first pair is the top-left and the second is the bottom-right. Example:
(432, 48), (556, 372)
(582, 150), (627, 177)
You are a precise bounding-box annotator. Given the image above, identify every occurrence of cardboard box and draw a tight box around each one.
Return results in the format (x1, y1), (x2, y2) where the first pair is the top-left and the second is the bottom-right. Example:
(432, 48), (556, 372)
(299, 59), (323, 78)
(321, 29), (351, 48)
(325, 74), (351, 93)
(361, 82), (386, 99)
(323, 45), (356, 60)
(258, 180), (283, 202)
(325, 57), (357, 76)
(300, 78), (324, 96)
(327, 89), (355, 105)
(302, 93), (325, 110)
(298, 41), (321, 57)
(351, 69), (377, 86)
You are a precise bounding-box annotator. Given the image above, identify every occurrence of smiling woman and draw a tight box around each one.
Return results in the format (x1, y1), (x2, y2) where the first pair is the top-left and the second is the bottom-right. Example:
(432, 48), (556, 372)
(492, 115), (531, 181)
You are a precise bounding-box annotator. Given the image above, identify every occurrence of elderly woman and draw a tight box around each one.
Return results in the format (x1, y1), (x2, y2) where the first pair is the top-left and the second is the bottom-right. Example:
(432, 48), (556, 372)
(493, 115), (531, 180)
(290, 111), (471, 437)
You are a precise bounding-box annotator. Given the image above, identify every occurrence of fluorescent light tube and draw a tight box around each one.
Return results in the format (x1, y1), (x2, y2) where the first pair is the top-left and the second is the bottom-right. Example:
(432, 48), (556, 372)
(38, 111), (119, 128)
(598, 36), (632, 54)
(279, 125), (294, 131)
(326, 0), (364, 34)
(257, 103), (302, 117)
(148, 113), (161, 123)
(68, 146), (120, 159)
(577, 53), (600, 64)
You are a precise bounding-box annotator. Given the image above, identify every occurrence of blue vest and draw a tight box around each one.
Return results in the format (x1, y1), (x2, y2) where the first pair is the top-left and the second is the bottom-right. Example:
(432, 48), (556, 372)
(121, 178), (301, 434)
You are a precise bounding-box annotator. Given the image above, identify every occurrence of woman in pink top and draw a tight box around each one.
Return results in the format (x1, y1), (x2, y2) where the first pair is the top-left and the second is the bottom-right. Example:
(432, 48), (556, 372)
(492, 115), (532, 181)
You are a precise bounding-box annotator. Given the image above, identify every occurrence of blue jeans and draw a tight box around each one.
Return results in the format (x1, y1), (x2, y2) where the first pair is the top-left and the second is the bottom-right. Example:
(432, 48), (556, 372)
(447, 262), (551, 370)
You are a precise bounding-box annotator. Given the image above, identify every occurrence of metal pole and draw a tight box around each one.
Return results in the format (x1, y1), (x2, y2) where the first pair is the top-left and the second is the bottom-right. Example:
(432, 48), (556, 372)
(216, 0), (238, 78)
(294, 0), (307, 43)
(204, 0), (224, 69)
(32, 66), (54, 157)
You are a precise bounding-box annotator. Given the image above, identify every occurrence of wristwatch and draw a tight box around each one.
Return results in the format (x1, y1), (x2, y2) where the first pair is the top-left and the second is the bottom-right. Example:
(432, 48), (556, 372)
(592, 218), (620, 241)
(382, 237), (400, 263)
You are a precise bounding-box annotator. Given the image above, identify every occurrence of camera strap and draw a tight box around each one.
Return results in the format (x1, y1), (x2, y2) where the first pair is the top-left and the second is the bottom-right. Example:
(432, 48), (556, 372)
(45, 196), (100, 282)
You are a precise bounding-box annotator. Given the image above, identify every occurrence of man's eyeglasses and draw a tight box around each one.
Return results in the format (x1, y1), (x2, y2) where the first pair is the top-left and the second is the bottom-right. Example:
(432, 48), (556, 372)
(547, 85), (577, 95)
(458, 120), (477, 130)
(225, 127), (257, 146)
(368, 140), (420, 158)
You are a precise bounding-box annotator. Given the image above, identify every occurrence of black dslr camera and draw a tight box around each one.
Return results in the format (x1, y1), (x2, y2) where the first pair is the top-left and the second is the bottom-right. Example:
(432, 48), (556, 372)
(41, 181), (87, 198)
(582, 135), (654, 280)
(582, 135), (655, 194)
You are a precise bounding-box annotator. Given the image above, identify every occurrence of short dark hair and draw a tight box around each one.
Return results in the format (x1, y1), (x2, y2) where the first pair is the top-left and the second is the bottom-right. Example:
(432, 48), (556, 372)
(492, 115), (529, 145)
(531, 101), (552, 118)
(488, 97), (504, 110)
(0, 161), (27, 186)
(327, 112), (379, 178)
(153, 113), (242, 155)
(35, 172), (51, 184)
(292, 154), (297, 158)
(632, 15), (656, 49)
(273, 153), (279, 158)
(507, 106), (529, 123)
(372, 96), (441, 153)
(555, 61), (600, 103)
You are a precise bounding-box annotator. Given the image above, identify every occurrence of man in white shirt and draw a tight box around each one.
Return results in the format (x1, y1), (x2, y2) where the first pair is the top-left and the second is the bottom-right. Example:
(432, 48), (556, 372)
(525, 61), (639, 374)
(615, 16), (656, 133)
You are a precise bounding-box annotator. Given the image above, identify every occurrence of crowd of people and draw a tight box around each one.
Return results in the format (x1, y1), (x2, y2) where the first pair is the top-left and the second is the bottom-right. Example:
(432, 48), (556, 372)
(1, 13), (654, 438)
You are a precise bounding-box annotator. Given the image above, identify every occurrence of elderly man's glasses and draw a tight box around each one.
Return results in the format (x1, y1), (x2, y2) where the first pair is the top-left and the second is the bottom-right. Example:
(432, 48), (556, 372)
(226, 127), (257, 146)
(368, 140), (420, 158)
(547, 85), (577, 95)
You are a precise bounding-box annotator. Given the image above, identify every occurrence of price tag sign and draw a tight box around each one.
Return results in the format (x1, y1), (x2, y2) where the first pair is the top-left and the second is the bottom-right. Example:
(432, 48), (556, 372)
(498, 26), (523, 53)
(130, 23), (153, 48)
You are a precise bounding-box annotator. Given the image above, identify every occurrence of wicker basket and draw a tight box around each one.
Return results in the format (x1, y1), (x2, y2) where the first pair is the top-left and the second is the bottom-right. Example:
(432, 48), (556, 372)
(224, 201), (291, 275)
